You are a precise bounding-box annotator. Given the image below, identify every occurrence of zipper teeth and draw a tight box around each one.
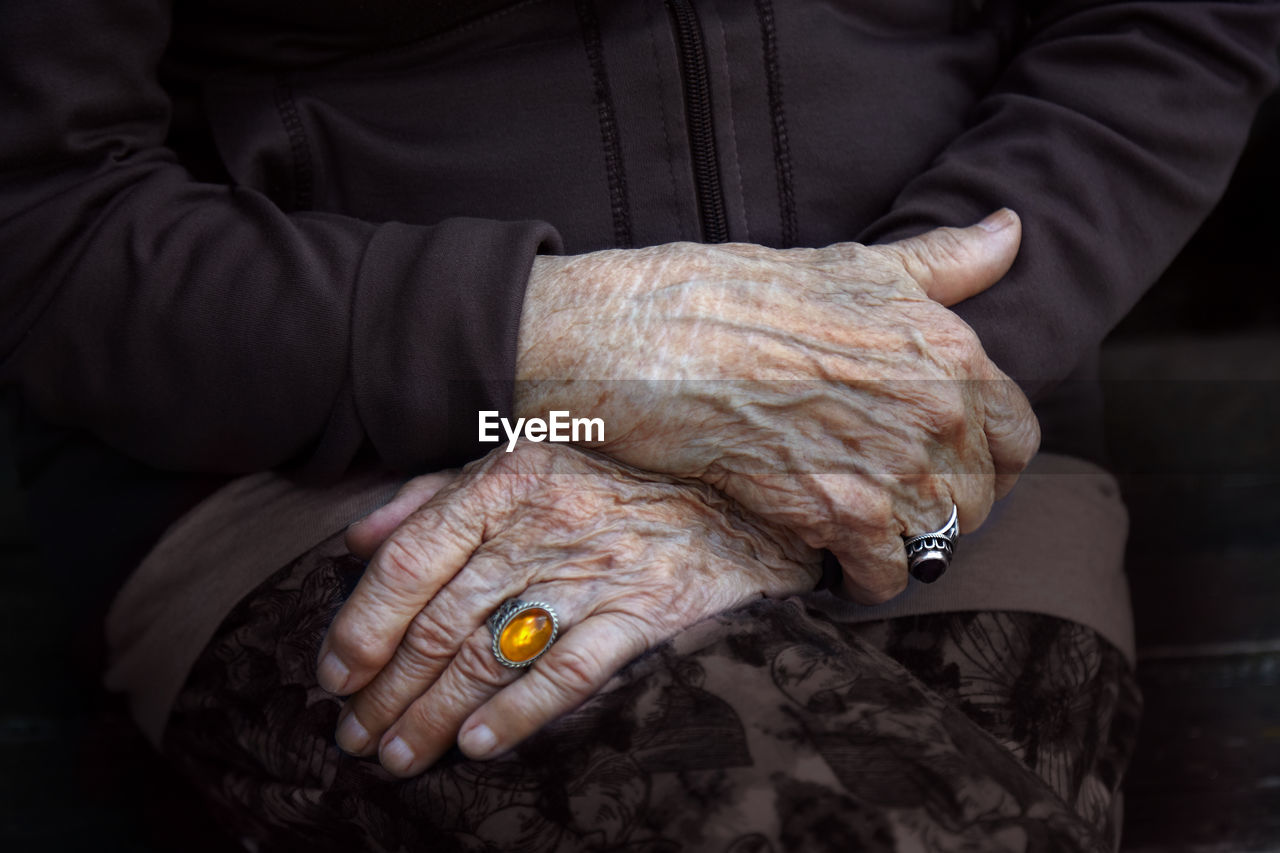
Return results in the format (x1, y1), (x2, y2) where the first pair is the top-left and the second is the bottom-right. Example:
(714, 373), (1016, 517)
(665, 0), (729, 244)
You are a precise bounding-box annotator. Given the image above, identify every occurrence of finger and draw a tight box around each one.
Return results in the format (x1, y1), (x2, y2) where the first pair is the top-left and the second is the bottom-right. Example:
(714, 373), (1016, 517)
(345, 470), (461, 560)
(335, 552), (521, 756)
(455, 613), (650, 763)
(779, 479), (909, 605)
(317, 477), (498, 696)
(941, 380), (999, 534)
(375, 625), (524, 777)
(892, 377), (995, 535)
(920, 459), (992, 537)
(950, 466), (995, 535)
(880, 208), (1022, 306)
(821, 478), (960, 604)
(830, 534), (910, 605)
(717, 471), (904, 605)
(976, 368), (1041, 500)
(833, 500), (964, 604)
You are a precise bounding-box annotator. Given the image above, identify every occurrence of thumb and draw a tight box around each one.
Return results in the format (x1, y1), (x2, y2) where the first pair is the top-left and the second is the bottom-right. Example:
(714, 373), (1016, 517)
(345, 469), (461, 559)
(882, 208), (1021, 307)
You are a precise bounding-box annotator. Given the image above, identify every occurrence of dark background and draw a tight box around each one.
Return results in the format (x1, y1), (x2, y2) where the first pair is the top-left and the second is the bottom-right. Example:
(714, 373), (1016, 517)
(1100, 85), (1280, 849)
(1, 89), (1278, 853)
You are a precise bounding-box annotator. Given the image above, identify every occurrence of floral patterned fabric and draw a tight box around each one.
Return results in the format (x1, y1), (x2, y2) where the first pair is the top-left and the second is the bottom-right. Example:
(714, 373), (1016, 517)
(164, 532), (1140, 852)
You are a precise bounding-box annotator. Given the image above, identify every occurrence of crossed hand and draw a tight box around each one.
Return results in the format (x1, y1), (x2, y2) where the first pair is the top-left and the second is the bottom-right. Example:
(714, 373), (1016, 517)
(318, 212), (1040, 776)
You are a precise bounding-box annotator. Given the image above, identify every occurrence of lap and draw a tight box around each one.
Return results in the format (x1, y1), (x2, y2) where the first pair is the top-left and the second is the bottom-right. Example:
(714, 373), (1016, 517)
(164, 531), (1139, 852)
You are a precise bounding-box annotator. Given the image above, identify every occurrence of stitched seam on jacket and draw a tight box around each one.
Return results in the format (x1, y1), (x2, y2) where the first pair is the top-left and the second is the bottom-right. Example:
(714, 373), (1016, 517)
(576, 0), (634, 249)
(274, 78), (314, 211)
(754, 0), (798, 248)
(715, 8), (751, 243)
(644, 0), (690, 241)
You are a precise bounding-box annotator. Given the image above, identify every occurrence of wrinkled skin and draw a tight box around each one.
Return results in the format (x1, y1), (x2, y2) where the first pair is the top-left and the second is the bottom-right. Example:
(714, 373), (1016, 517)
(322, 216), (1042, 775)
(324, 442), (819, 777)
(516, 215), (1038, 602)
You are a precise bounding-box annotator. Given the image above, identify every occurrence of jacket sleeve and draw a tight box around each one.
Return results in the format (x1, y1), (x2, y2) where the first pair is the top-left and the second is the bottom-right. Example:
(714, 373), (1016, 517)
(857, 0), (1280, 400)
(0, 0), (561, 476)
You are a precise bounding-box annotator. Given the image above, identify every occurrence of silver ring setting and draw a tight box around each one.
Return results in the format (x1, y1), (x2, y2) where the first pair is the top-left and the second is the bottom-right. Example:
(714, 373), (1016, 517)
(902, 504), (959, 584)
(488, 598), (560, 668)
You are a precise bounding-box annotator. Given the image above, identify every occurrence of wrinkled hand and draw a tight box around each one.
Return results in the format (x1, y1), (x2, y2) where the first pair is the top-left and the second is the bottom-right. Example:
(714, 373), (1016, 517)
(516, 211), (1039, 602)
(320, 441), (819, 777)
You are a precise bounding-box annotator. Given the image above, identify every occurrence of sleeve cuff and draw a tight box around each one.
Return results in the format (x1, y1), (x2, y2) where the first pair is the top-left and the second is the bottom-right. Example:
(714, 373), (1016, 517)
(351, 217), (563, 469)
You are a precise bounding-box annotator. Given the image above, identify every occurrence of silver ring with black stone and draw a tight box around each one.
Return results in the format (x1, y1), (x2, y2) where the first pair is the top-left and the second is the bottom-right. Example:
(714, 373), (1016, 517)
(902, 504), (959, 584)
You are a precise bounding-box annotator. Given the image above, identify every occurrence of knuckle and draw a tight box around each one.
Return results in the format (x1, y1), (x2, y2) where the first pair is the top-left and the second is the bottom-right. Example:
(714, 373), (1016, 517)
(508, 438), (553, 464)
(855, 493), (897, 534)
(479, 444), (555, 501)
(330, 617), (393, 672)
(809, 242), (861, 270)
(449, 639), (507, 691)
(375, 535), (429, 589)
(821, 245), (906, 291)
(1022, 416), (1043, 461)
(909, 474), (953, 513)
(785, 245), (824, 265)
(810, 482), (892, 545)
(919, 387), (970, 441)
(353, 679), (411, 726)
(399, 611), (460, 675)
(397, 697), (454, 745)
(957, 334), (986, 369)
(622, 587), (675, 624)
(987, 398), (1042, 473)
(886, 241), (926, 278)
(1008, 419), (1041, 471)
(912, 228), (971, 273)
(930, 318), (985, 369)
(541, 643), (604, 702)
(607, 611), (660, 650)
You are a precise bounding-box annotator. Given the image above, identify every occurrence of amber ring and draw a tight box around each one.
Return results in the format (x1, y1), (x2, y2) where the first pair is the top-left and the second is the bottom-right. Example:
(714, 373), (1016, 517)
(488, 599), (560, 668)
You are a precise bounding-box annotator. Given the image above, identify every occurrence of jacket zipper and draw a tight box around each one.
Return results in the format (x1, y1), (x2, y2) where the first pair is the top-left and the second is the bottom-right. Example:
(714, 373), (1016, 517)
(664, 0), (729, 243)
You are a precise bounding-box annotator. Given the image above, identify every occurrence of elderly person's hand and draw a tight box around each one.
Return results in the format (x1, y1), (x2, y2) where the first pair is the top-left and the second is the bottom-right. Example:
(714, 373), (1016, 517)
(320, 441), (819, 777)
(516, 211), (1039, 603)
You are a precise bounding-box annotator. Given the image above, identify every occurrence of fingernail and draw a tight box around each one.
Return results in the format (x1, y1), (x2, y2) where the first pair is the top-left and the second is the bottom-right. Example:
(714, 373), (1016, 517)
(977, 208), (1015, 233)
(381, 736), (415, 775)
(335, 710), (370, 754)
(459, 723), (498, 759)
(317, 652), (350, 694)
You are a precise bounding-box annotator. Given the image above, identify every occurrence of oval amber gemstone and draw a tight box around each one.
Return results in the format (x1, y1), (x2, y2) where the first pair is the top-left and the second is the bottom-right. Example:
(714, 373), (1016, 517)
(498, 608), (555, 663)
